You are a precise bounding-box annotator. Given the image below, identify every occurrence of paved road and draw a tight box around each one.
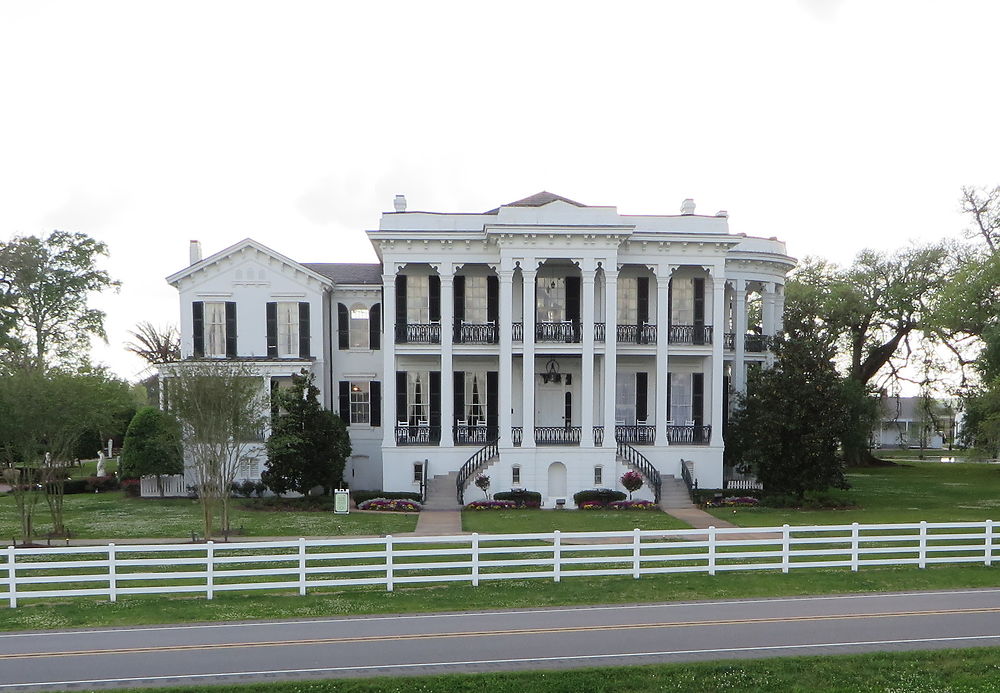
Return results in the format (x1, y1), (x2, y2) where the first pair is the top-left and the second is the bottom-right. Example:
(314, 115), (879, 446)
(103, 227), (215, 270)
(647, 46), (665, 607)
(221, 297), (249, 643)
(2, 589), (1000, 690)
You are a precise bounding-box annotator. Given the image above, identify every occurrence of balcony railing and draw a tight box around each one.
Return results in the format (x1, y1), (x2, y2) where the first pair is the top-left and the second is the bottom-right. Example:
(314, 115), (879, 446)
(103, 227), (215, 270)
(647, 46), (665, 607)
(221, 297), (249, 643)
(534, 426), (582, 445)
(454, 322), (498, 345)
(593, 425), (604, 446)
(535, 321), (581, 343)
(395, 425), (441, 445)
(615, 424), (656, 445)
(594, 323), (605, 343)
(668, 324), (713, 345)
(745, 334), (771, 353)
(395, 323), (441, 345)
(512, 426), (523, 447)
(666, 424), (711, 445)
(512, 322), (523, 342)
(454, 423), (493, 445)
(617, 323), (657, 345)
(724, 332), (735, 350)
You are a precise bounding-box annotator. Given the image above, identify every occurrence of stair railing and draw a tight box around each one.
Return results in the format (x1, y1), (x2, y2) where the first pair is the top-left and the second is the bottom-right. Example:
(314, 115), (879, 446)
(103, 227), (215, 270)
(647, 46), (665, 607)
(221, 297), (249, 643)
(419, 459), (429, 504)
(616, 441), (662, 504)
(456, 438), (499, 505)
(680, 458), (698, 502)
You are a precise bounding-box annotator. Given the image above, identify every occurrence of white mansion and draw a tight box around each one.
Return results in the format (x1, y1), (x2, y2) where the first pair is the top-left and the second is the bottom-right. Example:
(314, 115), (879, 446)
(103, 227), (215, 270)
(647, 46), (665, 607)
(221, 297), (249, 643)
(166, 192), (794, 504)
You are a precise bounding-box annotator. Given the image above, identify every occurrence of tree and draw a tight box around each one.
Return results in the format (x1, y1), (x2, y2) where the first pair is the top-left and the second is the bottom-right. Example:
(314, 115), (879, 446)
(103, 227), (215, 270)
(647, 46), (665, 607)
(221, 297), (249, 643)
(960, 185), (1000, 252)
(125, 322), (180, 365)
(119, 407), (183, 496)
(0, 231), (119, 370)
(263, 371), (351, 496)
(167, 362), (267, 538)
(620, 470), (643, 500)
(474, 474), (491, 501)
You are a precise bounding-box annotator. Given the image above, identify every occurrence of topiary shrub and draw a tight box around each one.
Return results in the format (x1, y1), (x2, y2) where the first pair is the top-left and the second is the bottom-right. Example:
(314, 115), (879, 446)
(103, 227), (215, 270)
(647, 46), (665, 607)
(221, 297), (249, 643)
(573, 488), (626, 507)
(492, 490), (542, 508)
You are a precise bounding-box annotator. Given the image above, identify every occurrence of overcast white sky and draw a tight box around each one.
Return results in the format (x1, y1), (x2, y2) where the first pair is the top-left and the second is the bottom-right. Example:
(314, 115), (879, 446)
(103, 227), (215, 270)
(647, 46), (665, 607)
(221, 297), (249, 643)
(1, 0), (998, 380)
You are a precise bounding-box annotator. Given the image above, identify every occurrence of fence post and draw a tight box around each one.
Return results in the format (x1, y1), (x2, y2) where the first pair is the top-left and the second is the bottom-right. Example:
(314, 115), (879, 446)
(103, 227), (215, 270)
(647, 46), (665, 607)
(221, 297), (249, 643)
(986, 520), (994, 567)
(385, 535), (394, 592)
(206, 541), (214, 600)
(471, 533), (480, 587)
(632, 528), (641, 579)
(298, 538), (307, 596)
(919, 521), (927, 569)
(781, 524), (790, 573)
(108, 543), (117, 603)
(7, 545), (16, 609)
(553, 531), (561, 583)
(708, 526), (716, 576)
(851, 522), (859, 572)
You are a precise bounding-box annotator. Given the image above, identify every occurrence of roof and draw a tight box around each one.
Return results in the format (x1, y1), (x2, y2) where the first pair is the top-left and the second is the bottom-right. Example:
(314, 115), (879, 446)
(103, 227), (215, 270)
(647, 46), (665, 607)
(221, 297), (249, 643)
(166, 238), (334, 288)
(484, 191), (587, 214)
(301, 262), (382, 285)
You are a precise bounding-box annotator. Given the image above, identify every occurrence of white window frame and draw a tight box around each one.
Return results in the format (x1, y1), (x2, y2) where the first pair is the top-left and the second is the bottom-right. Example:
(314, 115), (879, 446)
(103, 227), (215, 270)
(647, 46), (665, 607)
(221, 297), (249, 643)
(407, 370), (430, 425)
(349, 305), (370, 350)
(276, 302), (299, 357)
(350, 381), (370, 425)
(204, 301), (227, 357)
(594, 465), (603, 486)
(407, 275), (430, 324)
(464, 370), (488, 425)
(511, 465), (521, 486)
(617, 277), (638, 325)
(465, 276), (488, 323)
(536, 276), (566, 322)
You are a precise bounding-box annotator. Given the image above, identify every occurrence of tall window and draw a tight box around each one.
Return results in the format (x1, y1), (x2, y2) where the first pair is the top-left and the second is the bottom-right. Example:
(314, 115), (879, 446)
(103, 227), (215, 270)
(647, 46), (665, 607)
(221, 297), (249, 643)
(276, 302), (299, 357)
(672, 278), (694, 324)
(350, 382), (370, 424)
(670, 373), (692, 424)
(465, 276), (488, 323)
(615, 372), (637, 424)
(205, 302), (227, 357)
(617, 277), (638, 324)
(536, 276), (566, 322)
(350, 305), (370, 349)
(407, 370), (430, 424)
(594, 466), (603, 486)
(511, 465), (521, 485)
(464, 370), (488, 424)
(407, 275), (430, 323)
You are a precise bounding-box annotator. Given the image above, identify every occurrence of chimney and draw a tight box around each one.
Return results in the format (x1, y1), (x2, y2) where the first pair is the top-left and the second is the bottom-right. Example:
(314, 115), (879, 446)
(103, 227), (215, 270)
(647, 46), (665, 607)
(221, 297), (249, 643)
(680, 198), (696, 215)
(189, 240), (202, 265)
(715, 210), (728, 218)
(393, 194), (407, 212)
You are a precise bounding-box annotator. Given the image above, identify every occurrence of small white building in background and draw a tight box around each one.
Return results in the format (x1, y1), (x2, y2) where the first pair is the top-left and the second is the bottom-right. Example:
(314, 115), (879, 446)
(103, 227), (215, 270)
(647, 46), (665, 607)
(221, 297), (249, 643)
(876, 395), (960, 450)
(165, 192), (795, 503)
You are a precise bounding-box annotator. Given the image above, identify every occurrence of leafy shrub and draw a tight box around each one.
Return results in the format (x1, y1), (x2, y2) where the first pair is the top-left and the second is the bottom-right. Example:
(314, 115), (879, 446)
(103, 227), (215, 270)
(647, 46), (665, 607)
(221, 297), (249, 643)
(62, 478), (91, 495)
(242, 496), (337, 512)
(358, 497), (421, 512)
(85, 476), (119, 493)
(573, 488), (626, 507)
(578, 501), (605, 510)
(121, 478), (141, 498)
(231, 480), (258, 498)
(492, 490), (542, 508)
(352, 491), (421, 504)
(759, 490), (855, 509)
(465, 500), (516, 510)
(704, 496), (760, 508)
(608, 500), (658, 511)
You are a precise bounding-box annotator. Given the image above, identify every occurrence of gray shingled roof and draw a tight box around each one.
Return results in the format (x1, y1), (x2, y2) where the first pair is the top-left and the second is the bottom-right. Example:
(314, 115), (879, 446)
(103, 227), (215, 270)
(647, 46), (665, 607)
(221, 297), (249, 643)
(484, 191), (587, 214)
(301, 262), (382, 285)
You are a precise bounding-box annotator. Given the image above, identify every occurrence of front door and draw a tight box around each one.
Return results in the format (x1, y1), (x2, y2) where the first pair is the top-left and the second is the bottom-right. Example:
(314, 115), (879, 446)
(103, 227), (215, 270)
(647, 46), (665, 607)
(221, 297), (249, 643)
(536, 382), (570, 427)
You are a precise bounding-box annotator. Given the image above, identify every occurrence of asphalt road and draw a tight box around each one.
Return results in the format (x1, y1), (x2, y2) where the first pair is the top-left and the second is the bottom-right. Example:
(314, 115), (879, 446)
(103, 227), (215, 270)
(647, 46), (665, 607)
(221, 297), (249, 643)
(2, 588), (1000, 690)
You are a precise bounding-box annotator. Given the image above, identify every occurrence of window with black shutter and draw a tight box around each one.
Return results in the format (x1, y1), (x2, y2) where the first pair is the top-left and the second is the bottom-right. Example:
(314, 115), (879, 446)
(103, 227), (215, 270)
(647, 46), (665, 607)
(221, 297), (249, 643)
(429, 275), (441, 323)
(429, 371), (441, 437)
(486, 371), (499, 440)
(369, 303), (381, 350)
(338, 381), (350, 423)
(693, 278), (705, 325)
(370, 380), (381, 427)
(637, 277), (649, 325)
(487, 275), (499, 325)
(635, 372), (648, 422)
(265, 302), (277, 357)
(192, 301), (205, 357)
(337, 303), (349, 350)
(453, 276), (466, 336)
(224, 302), (237, 357)
(396, 371), (407, 424)
(453, 371), (465, 426)
(395, 275), (407, 341)
(566, 276), (581, 331)
(692, 372), (704, 427)
(298, 302), (310, 357)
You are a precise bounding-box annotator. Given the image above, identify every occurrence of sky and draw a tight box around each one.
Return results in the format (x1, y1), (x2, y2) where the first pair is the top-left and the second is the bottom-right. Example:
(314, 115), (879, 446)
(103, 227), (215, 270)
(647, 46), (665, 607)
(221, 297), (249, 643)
(1, 0), (998, 380)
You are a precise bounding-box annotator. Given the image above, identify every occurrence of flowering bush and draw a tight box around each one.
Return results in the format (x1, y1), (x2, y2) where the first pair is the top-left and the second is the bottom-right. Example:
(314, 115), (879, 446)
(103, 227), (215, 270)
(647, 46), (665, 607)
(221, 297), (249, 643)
(620, 470), (643, 499)
(358, 497), (421, 512)
(578, 501), (605, 510)
(608, 500), (658, 511)
(704, 496), (759, 508)
(466, 500), (516, 511)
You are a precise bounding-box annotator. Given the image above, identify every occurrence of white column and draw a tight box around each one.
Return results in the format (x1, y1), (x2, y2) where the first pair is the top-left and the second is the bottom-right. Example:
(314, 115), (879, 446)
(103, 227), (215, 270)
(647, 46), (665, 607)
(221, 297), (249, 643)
(498, 269), (514, 447)
(762, 281), (776, 336)
(655, 267), (670, 447)
(581, 267), (596, 447)
(521, 264), (536, 447)
(710, 267), (726, 448)
(382, 271), (397, 448)
(733, 278), (747, 394)
(774, 283), (785, 333)
(602, 267), (618, 448)
(440, 270), (454, 447)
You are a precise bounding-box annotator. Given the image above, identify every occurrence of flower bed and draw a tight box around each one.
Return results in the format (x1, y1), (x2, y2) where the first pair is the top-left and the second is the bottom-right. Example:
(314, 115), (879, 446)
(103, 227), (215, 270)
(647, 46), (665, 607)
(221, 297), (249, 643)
(608, 500), (658, 511)
(704, 496), (759, 508)
(465, 500), (517, 511)
(358, 497), (421, 512)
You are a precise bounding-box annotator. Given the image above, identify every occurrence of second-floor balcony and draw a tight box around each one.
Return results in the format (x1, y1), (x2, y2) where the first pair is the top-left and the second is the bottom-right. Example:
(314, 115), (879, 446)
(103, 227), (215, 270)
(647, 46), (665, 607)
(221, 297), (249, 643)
(617, 323), (657, 345)
(535, 321), (581, 343)
(395, 323), (441, 345)
(668, 324), (713, 346)
(723, 333), (773, 352)
(454, 322), (498, 345)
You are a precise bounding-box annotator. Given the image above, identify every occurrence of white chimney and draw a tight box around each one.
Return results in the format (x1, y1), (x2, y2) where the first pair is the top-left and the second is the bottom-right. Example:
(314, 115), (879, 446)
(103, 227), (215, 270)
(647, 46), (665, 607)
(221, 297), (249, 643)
(715, 210), (728, 218)
(189, 240), (202, 265)
(393, 194), (407, 212)
(680, 198), (696, 215)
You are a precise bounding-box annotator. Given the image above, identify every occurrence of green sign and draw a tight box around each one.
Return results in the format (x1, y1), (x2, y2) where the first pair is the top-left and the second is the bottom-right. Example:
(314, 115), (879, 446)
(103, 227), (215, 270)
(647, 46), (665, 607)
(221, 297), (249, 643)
(334, 489), (350, 514)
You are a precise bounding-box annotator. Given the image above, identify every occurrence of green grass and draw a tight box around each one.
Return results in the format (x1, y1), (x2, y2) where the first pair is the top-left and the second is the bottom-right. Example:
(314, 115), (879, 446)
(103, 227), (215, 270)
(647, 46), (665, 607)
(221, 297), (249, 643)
(462, 509), (690, 533)
(711, 461), (1000, 527)
(0, 492), (417, 540)
(108, 648), (1000, 692)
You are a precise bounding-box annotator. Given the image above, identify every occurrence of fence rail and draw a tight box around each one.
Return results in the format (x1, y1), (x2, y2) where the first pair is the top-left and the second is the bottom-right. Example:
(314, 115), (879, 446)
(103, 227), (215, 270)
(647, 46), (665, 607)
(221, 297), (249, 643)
(139, 475), (186, 498)
(3, 521), (995, 607)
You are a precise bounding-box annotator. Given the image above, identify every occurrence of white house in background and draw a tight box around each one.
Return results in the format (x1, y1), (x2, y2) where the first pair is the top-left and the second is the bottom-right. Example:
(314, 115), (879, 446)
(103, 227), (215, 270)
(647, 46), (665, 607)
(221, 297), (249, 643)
(165, 192), (795, 504)
(876, 395), (959, 450)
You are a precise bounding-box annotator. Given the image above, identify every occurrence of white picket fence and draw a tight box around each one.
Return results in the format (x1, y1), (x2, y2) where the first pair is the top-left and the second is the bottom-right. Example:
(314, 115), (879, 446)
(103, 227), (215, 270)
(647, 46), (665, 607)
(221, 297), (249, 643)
(2, 520), (996, 608)
(139, 475), (187, 498)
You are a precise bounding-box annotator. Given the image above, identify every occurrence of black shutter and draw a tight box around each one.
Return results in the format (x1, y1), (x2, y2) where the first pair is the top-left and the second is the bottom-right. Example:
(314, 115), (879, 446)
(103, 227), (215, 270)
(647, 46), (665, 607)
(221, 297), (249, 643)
(487, 275), (499, 324)
(666, 373), (672, 423)
(270, 378), (279, 416)
(337, 303), (349, 350)
(396, 371), (407, 425)
(370, 380), (381, 427)
(667, 278), (673, 328)
(453, 276), (466, 332)
(637, 277), (649, 325)
(487, 371), (499, 440)
(395, 275), (407, 342)
(298, 302), (310, 358)
(369, 303), (381, 350)
(339, 381), (350, 424)
(429, 275), (441, 323)
(636, 372), (648, 422)
(692, 373), (704, 427)
(566, 276), (581, 322)
(192, 301), (204, 357)
(693, 278), (705, 325)
(265, 302), (277, 357)
(429, 371), (441, 437)
(454, 371), (465, 424)
(225, 302), (237, 357)
(722, 375), (730, 436)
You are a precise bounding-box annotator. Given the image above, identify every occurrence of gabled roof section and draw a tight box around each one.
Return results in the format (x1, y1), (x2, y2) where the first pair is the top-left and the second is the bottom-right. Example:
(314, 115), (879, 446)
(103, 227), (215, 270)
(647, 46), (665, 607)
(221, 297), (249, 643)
(484, 191), (587, 214)
(302, 262), (382, 285)
(165, 238), (334, 287)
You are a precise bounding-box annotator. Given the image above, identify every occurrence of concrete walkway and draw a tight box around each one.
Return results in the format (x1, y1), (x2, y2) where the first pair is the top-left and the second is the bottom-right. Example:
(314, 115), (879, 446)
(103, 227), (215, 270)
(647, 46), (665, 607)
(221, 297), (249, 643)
(410, 471), (465, 536)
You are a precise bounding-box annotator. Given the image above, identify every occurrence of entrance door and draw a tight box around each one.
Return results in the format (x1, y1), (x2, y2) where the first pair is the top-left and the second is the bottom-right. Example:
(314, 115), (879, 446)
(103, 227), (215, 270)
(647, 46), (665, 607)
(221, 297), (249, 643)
(536, 383), (569, 427)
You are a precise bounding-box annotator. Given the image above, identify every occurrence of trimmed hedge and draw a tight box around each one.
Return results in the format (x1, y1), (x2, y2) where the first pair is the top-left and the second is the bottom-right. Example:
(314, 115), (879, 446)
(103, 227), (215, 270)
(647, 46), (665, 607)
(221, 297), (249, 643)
(352, 491), (422, 504)
(573, 488), (627, 507)
(492, 489), (542, 508)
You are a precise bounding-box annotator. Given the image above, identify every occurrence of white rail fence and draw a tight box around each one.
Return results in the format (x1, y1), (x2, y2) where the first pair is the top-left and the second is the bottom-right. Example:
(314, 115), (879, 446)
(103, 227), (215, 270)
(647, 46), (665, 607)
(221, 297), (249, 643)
(2, 520), (996, 608)
(139, 475), (187, 498)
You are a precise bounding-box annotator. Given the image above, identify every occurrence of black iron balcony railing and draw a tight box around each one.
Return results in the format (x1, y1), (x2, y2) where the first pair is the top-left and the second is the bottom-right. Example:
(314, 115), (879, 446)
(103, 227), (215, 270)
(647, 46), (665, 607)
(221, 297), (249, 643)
(512, 426), (523, 447)
(615, 424), (656, 445)
(395, 425), (441, 445)
(594, 323), (605, 342)
(534, 426), (582, 445)
(454, 322), (498, 344)
(617, 323), (657, 345)
(535, 321), (581, 343)
(666, 424), (711, 445)
(512, 322), (523, 342)
(454, 423), (494, 445)
(593, 425), (604, 446)
(745, 334), (771, 352)
(724, 332), (735, 350)
(668, 324), (713, 345)
(395, 323), (441, 345)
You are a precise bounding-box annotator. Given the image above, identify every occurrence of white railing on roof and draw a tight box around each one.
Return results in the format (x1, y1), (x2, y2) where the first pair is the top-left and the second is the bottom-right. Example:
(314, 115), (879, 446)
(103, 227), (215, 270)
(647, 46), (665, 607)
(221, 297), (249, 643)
(1, 520), (995, 607)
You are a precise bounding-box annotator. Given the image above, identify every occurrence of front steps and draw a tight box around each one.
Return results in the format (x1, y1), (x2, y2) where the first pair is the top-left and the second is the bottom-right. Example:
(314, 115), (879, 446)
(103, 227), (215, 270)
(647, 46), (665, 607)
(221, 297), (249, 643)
(423, 471), (461, 510)
(659, 474), (696, 510)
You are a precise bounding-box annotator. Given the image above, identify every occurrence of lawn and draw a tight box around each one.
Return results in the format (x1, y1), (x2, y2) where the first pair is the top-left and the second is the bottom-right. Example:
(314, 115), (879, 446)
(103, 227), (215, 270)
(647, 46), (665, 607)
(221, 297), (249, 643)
(0, 492), (417, 540)
(462, 509), (690, 533)
(709, 461), (1000, 527)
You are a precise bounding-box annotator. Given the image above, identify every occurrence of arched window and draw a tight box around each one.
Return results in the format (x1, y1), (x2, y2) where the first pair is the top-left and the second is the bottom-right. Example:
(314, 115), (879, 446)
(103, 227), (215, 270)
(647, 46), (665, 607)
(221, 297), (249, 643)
(350, 304), (370, 349)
